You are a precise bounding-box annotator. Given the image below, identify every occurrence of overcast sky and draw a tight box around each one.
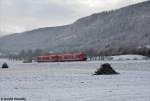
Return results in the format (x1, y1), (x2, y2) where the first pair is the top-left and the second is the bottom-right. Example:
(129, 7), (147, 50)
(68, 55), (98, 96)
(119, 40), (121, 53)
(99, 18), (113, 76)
(0, 0), (147, 36)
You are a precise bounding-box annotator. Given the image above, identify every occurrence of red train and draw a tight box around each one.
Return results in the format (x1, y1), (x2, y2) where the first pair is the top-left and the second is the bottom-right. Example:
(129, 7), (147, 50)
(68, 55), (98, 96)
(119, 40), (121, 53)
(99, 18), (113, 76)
(35, 53), (87, 62)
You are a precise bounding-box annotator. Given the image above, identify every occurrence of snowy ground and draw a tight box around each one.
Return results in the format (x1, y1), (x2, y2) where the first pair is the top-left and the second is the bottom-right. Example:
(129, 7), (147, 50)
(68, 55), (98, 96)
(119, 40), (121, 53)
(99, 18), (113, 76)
(0, 59), (150, 101)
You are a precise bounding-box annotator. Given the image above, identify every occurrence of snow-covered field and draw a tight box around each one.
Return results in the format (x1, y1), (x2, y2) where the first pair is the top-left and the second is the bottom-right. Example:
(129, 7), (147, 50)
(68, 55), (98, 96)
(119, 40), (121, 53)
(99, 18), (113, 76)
(0, 59), (150, 101)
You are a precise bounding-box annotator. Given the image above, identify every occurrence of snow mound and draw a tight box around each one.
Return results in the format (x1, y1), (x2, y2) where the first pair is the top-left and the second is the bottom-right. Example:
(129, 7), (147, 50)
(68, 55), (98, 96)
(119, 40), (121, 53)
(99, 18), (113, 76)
(111, 54), (149, 60)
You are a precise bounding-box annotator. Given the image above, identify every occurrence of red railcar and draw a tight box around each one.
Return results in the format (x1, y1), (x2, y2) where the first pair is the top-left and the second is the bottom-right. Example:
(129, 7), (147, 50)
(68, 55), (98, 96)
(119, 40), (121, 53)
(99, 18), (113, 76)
(36, 55), (58, 62)
(35, 53), (87, 62)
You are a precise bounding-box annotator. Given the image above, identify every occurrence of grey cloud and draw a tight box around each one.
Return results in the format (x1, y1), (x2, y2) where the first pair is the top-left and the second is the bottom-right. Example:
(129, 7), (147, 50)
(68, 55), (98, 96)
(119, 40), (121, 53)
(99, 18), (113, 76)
(0, 0), (147, 35)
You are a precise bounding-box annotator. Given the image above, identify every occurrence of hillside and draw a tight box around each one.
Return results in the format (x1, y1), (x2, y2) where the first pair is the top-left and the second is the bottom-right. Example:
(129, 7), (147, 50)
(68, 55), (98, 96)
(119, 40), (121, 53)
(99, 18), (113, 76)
(0, 1), (150, 54)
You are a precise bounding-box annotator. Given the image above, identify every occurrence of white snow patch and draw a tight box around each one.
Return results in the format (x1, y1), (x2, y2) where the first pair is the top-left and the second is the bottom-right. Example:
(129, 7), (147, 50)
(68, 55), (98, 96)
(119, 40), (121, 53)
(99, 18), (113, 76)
(111, 54), (149, 60)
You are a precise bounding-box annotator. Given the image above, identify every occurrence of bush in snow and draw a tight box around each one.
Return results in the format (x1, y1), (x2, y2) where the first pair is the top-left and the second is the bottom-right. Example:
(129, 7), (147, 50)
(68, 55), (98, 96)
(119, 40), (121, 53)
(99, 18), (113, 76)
(94, 63), (119, 75)
(2, 62), (9, 69)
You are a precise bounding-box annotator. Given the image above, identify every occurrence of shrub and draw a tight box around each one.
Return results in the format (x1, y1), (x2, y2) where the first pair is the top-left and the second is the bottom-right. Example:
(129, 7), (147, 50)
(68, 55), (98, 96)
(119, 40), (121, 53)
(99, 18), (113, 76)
(2, 62), (9, 69)
(94, 63), (119, 75)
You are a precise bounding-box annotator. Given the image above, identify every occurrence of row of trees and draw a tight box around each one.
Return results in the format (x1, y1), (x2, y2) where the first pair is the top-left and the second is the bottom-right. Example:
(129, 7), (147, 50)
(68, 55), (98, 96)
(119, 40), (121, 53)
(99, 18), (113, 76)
(8, 49), (45, 60)
(5, 47), (150, 60)
(84, 47), (150, 57)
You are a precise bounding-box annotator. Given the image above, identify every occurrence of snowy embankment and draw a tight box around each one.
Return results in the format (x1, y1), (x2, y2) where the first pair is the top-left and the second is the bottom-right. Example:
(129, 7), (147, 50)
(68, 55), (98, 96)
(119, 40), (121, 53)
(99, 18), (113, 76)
(111, 54), (149, 60)
(0, 59), (150, 101)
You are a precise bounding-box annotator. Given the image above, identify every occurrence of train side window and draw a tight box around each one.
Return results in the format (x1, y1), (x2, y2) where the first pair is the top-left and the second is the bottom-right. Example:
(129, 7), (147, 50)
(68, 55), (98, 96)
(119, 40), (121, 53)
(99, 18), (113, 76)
(64, 56), (73, 59)
(51, 56), (57, 59)
(75, 55), (80, 58)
